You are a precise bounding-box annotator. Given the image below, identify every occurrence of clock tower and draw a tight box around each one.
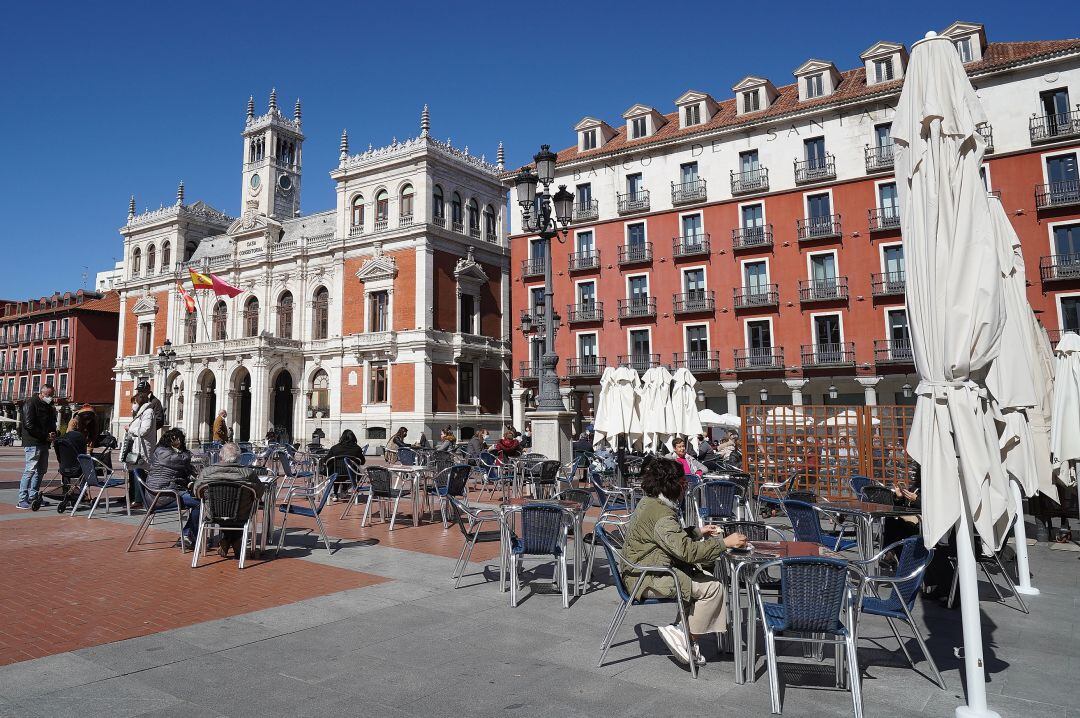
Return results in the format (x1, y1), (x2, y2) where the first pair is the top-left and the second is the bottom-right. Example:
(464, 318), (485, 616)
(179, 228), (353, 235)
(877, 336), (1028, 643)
(241, 88), (304, 219)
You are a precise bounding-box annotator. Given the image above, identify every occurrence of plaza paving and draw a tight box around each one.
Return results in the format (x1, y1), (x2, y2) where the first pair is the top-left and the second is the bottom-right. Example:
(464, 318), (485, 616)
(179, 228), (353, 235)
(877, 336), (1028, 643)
(0, 447), (1077, 717)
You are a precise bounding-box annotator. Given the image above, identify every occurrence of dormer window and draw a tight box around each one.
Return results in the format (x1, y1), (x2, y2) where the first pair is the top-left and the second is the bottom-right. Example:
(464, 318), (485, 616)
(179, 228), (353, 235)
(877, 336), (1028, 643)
(684, 104), (701, 126)
(805, 74), (824, 99)
(874, 57), (894, 83)
(861, 42), (907, 86)
(575, 117), (616, 152)
(631, 117), (647, 139)
(955, 37), (973, 63)
(583, 129), (597, 150)
(941, 22), (987, 63)
(743, 90), (760, 112)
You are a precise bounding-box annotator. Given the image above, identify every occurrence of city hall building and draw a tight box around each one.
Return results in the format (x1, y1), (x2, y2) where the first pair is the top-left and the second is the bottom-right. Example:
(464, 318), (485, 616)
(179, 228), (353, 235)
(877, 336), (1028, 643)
(508, 21), (1080, 420)
(112, 95), (511, 444)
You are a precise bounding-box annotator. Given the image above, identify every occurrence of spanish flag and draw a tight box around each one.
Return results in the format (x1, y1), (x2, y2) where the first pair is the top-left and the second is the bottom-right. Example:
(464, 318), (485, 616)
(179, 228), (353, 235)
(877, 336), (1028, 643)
(188, 268), (214, 290)
(176, 283), (196, 313)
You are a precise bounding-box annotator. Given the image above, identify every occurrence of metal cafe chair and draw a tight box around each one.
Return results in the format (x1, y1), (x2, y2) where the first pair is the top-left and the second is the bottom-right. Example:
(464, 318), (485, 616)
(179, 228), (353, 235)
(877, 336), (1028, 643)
(126, 471), (189, 553)
(447, 494), (505, 589)
(70, 454), (129, 519)
(429, 464), (471, 528)
(947, 513), (1030, 614)
(691, 479), (745, 528)
(583, 511), (631, 588)
(275, 472), (337, 555)
(506, 503), (574, 608)
(191, 482), (260, 569)
(337, 456), (370, 520)
(362, 466), (411, 530)
(782, 499), (859, 553)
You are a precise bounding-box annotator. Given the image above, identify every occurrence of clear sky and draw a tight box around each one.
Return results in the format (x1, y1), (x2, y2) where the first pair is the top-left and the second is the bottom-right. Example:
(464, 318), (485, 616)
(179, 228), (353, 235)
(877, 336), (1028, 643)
(2, 1), (1077, 299)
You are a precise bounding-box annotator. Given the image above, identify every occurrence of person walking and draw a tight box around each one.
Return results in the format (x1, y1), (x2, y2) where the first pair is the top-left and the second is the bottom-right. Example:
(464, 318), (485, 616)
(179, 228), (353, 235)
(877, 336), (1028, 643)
(124, 391), (157, 507)
(17, 384), (57, 509)
(136, 380), (165, 437)
(212, 409), (230, 444)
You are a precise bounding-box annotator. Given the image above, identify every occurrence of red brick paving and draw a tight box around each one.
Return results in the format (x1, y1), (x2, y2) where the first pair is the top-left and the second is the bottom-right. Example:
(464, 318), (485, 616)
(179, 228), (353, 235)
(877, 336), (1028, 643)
(0, 515), (386, 666)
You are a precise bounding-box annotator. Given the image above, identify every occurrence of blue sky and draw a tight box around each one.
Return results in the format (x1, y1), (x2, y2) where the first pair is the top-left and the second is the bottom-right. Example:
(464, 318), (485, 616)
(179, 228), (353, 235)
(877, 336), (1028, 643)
(2, 1), (1077, 298)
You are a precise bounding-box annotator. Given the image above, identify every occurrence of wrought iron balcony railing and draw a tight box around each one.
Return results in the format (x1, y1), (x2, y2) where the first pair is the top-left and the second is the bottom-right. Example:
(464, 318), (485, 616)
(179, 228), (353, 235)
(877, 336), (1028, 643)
(733, 285), (779, 309)
(618, 242), (652, 265)
(672, 291), (715, 314)
(573, 199), (599, 222)
(868, 207), (901, 232)
(567, 302), (604, 323)
(794, 154), (836, 184)
(671, 179), (707, 205)
(673, 350), (722, 373)
(865, 143), (894, 173)
(801, 342), (856, 367)
(521, 257), (545, 278)
(798, 277), (849, 302)
(871, 271), (906, 296)
(1029, 108), (1080, 144)
(732, 225), (773, 250)
(1039, 253), (1080, 282)
(874, 339), (914, 364)
(731, 167), (769, 194)
(566, 357), (606, 378)
(797, 214), (842, 241)
(1035, 180), (1080, 210)
(617, 297), (657, 319)
(617, 354), (661, 373)
(672, 233), (710, 258)
(734, 347), (784, 370)
(518, 361), (541, 380)
(617, 190), (650, 214)
(568, 250), (600, 271)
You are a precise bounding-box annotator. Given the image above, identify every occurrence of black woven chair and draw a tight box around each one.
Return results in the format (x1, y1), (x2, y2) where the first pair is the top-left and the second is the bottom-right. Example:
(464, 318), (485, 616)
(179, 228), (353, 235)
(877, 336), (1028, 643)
(192, 481), (260, 569)
(362, 466), (411, 530)
(429, 464), (471, 528)
(860, 485), (896, 505)
(528, 460), (561, 499)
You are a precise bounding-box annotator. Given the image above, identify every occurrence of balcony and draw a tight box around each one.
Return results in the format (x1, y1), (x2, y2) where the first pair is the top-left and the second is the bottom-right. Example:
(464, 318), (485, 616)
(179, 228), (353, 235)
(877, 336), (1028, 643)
(733, 285), (779, 309)
(618, 297), (657, 319)
(617, 242), (652, 266)
(794, 154), (836, 184)
(801, 342), (856, 367)
(399, 214), (414, 228)
(734, 347), (784, 371)
(672, 233), (710, 258)
(567, 302), (604, 323)
(731, 167), (769, 195)
(452, 220), (464, 234)
(568, 250), (600, 272)
(871, 271), (906, 296)
(671, 179), (707, 206)
(865, 143), (894, 173)
(797, 214), (842, 241)
(432, 213), (446, 228)
(617, 190), (650, 215)
(618, 353), (661, 373)
(468, 225), (481, 239)
(798, 277), (849, 303)
(976, 122), (994, 153)
(874, 339), (914, 365)
(521, 257), (545, 278)
(373, 218), (389, 232)
(484, 231), (497, 243)
(673, 350), (722, 373)
(518, 361), (541, 380)
(732, 225), (773, 250)
(672, 291), (715, 314)
(1029, 109), (1080, 144)
(868, 207), (901, 232)
(567, 357), (606, 378)
(1039, 254), (1080, 282)
(519, 308), (544, 328)
(573, 199), (599, 222)
(1035, 180), (1080, 210)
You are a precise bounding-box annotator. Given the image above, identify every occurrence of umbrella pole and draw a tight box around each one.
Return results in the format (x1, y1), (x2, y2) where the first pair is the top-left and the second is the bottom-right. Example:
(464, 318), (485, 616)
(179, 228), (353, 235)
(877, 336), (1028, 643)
(954, 506), (1002, 718)
(1008, 482), (1039, 595)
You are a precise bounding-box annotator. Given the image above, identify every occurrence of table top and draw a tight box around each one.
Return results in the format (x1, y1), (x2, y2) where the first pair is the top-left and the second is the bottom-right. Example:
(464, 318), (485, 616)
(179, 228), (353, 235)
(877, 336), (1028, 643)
(818, 498), (919, 516)
(721, 540), (836, 563)
(386, 465), (429, 474)
(499, 498), (585, 513)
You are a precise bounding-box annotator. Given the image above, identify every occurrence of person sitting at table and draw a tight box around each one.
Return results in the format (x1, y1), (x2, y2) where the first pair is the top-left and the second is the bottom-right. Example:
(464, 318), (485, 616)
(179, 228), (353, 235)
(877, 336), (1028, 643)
(437, 426), (456, 451)
(325, 429), (366, 501)
(622, 455), (747, 667)
(466, 428), (488, 458)
(416, 432), (430, 449)
(671, 437), (705, 478)
(384, 427), (409, 463)
(145, 428), (200, 549)
(494, 429), (522, 463)
(194, 442), (266, 559)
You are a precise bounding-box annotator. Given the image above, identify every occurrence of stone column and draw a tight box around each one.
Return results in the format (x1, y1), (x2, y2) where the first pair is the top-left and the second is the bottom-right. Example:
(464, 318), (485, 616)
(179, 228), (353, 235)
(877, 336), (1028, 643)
(250, 360), (270, 442)
(559, 386), (573, 412)
(857, 376), (883, 406)
(720, 380), (741, 415)
(784, 379), (809, 406)
(511, 384), (526, 431)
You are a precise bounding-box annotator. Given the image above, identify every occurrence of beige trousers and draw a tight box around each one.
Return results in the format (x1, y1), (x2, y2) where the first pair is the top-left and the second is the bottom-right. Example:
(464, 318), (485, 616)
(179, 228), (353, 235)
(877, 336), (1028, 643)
(687, 578), (728, 636)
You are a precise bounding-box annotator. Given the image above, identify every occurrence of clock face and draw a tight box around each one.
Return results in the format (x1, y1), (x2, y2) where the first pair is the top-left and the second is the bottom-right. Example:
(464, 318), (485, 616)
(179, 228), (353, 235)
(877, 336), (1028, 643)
(249, 174), (261, 190)
(278, 174), (293, 191)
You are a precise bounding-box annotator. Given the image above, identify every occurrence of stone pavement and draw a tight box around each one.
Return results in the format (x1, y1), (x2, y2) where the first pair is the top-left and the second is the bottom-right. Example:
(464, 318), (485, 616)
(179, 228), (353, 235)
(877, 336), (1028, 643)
(0, 448), (1076, 717)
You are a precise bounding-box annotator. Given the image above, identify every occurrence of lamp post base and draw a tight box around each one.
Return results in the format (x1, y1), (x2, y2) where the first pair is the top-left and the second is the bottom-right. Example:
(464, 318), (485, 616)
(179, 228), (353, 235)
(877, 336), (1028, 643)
(526, 409), (576, 464)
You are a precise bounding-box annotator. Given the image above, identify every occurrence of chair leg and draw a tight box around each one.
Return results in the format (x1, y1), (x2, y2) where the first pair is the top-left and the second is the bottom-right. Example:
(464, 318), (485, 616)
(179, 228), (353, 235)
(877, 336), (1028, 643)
(992, 554), (1029, 613)
(765, 633), (781, 713)
(389, 495), (402, 531)
(947, 566), (959, 608)
(239, 523), (250, 569)
(597, 599), (630, 667)
(87, 488), (104, 519)
(275, 511), (291, 554)
(678, 607), (698, 679)
(847, 635), (864, 718)
(980, 561), (1007, 602)
(126, 510), (153, 552)
(313, 510), (332, 555)
(885, 616), (916, 669)
(70, 485), (89, 516)
(191, 520), (204, 568)
(360, 493), (374, 527)
(559, 553), (569, 609)
(901, 603), (946, 689)
(509, 555), (518, 607)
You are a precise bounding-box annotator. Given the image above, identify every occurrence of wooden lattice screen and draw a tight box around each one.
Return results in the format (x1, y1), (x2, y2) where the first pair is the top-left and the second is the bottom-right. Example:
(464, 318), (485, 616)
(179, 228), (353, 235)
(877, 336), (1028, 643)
(738, 404), (917, 501)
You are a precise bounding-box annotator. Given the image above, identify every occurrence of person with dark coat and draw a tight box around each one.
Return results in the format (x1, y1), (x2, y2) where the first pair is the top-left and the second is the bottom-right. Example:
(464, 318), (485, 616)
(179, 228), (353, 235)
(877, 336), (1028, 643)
(466, 429), (488, 458)
(145, 428), (200, 547)
(194, 442), (266, 558)
(18, 384), (58, 509)
(325, 430), (366, 500)
(136, 380), (165, 436)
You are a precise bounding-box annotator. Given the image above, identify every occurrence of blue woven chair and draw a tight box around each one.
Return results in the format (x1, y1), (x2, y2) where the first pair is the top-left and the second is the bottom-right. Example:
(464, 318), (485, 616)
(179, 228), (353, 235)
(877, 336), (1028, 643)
(275, 473), (337, 555)
(589, 471), (631, 513)
(853, 537), (945, 689)
(507, 503), (573, 608)
(474, 450), (513, 499)
(594, 525), (699, 679)
(755, 470), (801, 516)
(859, 484), (896, 505)
(848, 475), (873, 497)
(583, 511), (632, 589)
(947, 512), (1030, 614)
(70, 454), (129, 519)
(692, 479), (743, 527)
(237, 451), (258, 467)
(748, 557), (866, 716)
(783, 499), (858, 552)
(447, 494), (504, 588)
(397, 447), (417, 466)
(429, 464), (471, 528)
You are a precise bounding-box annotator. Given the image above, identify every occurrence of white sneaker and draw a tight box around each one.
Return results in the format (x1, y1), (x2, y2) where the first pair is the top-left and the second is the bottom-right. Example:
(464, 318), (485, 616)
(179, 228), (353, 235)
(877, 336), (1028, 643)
(691, 642), (706, 666)
(658, 624), (690, 666)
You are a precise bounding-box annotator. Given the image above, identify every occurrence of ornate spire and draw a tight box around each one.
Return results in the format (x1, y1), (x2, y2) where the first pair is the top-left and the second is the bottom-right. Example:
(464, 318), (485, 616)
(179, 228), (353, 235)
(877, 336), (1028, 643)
(497, 141), (505, 170)
(339, 128), (349, 162)
(268, 87), (277, 112)
(128, 195), (136, 221)
(176, 180), (185, 206)
(294, 97), (302, 123)
(420, 104), (430, 137)
(246, 95), (254, 119)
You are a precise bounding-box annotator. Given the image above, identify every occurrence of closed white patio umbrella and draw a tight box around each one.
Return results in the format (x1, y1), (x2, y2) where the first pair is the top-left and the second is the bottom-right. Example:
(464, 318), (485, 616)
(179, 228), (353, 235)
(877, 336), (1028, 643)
(669, 368), (702, 448)
(1050, 332), (1080, 477)
(894, 32), (1013, 718)
(605, 364), (643, 450)
(592, 366), (617, 450)
(640, 365), (676, 452)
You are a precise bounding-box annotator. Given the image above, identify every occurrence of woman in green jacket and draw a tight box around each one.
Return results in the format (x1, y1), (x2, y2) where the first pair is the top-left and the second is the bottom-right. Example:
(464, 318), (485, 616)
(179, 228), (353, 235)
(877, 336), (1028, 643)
(621, 456), (746, 667)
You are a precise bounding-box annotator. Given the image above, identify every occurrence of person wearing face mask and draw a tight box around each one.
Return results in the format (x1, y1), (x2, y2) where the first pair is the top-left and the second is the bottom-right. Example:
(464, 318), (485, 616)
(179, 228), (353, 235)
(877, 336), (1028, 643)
(124, 391), (158, 507)
(17, 384), (58, 509)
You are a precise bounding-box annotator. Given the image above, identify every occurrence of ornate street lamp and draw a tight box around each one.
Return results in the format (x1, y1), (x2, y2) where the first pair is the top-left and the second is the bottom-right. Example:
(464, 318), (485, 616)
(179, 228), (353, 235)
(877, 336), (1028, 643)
(155, 339), (177, 427)
(514, 145), (574, 411)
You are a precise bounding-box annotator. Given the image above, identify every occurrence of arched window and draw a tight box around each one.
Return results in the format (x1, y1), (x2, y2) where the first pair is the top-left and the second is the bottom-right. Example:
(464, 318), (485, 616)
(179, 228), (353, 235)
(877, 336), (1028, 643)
(451, 192), (463, 231)
(375, 190), (389, 227)
(212, 301), (228, 340)
(310, 369), (330, 416)
(131, 247), (142, 276)
(243, 296), (259, 337)
(432, 185), (444, 224)
(184, 314), (197, 343)
(161, 242), (171, 271)
(277, 291), (293, 339)
(483, 205), (496, 241)
(312, 287), (329, 340)
(467, 199), (480, 238)
(399, 184), (414, 224)
(147, 244), (156, 274)
(350, 195), (364, 232)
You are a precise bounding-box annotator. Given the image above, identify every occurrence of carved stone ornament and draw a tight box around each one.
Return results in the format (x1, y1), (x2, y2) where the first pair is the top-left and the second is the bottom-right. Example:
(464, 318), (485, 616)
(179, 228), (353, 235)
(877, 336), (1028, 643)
(454, 246), (489, 284)
(131, 293), (159, 316)
(356, 253), (398, 283)
(228, 200), (282, 236)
